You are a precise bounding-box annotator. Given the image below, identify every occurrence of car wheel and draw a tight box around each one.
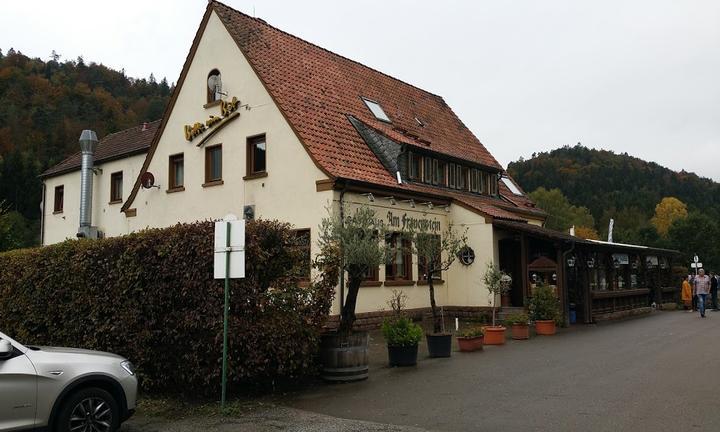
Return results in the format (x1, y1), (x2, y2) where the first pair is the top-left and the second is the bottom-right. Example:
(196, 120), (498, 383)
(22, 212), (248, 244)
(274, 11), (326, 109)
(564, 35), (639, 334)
(55, 387), (120, 432)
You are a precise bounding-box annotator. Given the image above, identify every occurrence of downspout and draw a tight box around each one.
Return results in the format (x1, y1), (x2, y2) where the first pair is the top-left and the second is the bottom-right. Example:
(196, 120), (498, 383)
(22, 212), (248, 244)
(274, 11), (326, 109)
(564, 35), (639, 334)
(40, 182), (46, 246)
(561, 240), (576, 327)
(339, 184), (346, 314)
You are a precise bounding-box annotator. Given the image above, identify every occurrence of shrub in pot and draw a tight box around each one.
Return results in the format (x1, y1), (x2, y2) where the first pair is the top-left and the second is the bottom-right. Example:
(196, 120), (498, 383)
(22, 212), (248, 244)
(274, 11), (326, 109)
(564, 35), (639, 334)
(528, 284), (560, 336)
(482, 262), (512, 345)
(382, 316), (423, 366)
(410, 226), (467, 358)
(456, 326), (484, 352)
(382, 290), (423, 367)
(504, 312), (530, 340)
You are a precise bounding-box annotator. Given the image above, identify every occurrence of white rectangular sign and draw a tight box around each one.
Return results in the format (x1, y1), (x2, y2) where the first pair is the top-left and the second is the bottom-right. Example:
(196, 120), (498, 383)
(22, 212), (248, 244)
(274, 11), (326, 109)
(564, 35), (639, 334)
(691, 262), (703, 269)
(214, 219), (246, 279)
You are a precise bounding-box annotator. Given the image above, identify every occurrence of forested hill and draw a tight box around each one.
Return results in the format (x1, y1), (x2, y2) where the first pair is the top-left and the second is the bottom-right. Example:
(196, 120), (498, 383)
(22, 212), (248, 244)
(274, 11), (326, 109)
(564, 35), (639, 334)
(0, 48), (172, 250)
(508, 145), (720, 268)
(508, 145), (720, 224)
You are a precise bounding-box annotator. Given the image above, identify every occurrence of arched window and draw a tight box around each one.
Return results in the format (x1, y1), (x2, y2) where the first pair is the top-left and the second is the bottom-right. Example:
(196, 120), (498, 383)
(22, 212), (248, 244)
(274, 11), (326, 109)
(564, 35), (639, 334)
(207, 69), (221, 103)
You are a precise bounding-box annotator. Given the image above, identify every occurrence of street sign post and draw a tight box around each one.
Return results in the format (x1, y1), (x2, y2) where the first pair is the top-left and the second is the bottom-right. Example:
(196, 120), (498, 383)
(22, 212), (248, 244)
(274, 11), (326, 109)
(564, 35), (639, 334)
(214, 214), (245, 409)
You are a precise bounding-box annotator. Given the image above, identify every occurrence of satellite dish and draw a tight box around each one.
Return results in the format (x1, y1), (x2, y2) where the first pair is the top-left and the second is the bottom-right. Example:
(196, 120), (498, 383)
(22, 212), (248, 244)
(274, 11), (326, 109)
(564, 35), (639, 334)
(208, 74), (222, 93)
(141, 172), (156, 189)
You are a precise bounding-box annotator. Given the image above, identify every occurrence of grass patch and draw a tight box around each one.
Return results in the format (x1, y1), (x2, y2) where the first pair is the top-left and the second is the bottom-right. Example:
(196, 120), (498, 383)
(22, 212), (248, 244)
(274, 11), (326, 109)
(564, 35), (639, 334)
(136, 397), (269, 419)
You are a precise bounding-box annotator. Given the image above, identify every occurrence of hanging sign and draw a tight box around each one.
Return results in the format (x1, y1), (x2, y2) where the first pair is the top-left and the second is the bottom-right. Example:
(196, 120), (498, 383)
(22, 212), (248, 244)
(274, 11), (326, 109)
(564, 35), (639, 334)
(184, 97), (241, 142)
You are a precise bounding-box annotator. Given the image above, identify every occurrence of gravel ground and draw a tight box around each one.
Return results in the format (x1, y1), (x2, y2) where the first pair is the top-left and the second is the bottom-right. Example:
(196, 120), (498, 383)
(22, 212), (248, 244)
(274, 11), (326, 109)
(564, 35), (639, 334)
(121, 405), (433, 432)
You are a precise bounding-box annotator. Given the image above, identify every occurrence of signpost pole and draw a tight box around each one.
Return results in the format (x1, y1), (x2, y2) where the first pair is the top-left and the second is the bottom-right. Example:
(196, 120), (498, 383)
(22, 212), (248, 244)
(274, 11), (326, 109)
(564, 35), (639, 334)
(221, 221), (231, 409)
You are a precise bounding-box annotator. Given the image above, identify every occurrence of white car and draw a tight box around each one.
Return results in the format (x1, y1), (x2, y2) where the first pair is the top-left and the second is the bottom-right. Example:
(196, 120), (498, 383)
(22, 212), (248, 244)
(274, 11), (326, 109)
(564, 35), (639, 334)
(0, 331), (137, 432)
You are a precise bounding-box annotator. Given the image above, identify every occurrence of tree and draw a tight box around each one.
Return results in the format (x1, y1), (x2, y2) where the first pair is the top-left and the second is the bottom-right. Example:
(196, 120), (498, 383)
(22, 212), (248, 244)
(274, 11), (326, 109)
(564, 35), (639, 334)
(529, 187), (595, 232)
(667, 212), (720, 271)
(410, 225), (467, 334)
(574, 226), (600, 240)
(483, 262), (512, 327)
(651, 197), (688, 237)
(317, 205), (388, 335)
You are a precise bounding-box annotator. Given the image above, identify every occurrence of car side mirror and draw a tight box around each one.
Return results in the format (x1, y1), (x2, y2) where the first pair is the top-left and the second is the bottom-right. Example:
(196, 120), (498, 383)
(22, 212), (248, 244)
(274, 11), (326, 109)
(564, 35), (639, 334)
(0, 340), (13, 360)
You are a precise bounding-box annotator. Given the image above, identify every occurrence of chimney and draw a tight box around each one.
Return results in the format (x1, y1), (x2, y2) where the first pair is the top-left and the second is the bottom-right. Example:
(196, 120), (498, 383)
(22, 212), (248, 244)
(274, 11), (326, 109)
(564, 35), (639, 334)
(77, 130), (99, 239)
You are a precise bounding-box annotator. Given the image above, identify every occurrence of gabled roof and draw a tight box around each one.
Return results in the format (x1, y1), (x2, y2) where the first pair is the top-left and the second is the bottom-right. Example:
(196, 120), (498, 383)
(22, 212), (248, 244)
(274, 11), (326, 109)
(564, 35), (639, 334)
(211, 0), (502, 190)
(41, 120), (160, 178)
(123, 1), (542, 221)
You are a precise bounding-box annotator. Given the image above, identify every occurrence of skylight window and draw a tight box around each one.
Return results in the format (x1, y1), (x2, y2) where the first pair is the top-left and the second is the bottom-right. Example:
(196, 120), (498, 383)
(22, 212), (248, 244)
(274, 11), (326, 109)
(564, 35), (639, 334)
(501, 177), (523, 195)
(362, 98), (391, 122)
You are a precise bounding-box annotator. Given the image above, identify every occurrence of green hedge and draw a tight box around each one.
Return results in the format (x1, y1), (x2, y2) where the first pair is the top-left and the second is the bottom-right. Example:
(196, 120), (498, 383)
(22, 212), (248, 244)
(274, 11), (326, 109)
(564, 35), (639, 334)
(0, 220), (336, 395)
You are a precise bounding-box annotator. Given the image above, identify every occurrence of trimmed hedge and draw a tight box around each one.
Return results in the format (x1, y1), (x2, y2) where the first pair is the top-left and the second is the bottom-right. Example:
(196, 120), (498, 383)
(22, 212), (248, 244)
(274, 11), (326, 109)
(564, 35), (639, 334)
(0, 220), (336, 395)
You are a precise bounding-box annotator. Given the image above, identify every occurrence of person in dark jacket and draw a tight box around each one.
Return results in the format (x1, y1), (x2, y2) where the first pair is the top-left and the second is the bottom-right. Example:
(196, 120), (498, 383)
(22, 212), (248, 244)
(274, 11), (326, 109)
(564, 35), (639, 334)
(711, 272), (719, 311)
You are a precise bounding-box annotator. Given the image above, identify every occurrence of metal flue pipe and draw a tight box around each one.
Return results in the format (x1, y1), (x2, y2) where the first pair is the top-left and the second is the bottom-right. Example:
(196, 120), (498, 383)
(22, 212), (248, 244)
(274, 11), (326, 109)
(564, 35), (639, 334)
(78, 130), (98, 235)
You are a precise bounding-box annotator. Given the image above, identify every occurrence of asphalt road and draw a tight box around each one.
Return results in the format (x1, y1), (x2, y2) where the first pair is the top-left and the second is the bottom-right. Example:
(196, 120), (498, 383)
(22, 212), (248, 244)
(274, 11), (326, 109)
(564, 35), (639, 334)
(284, 311), (720, 432)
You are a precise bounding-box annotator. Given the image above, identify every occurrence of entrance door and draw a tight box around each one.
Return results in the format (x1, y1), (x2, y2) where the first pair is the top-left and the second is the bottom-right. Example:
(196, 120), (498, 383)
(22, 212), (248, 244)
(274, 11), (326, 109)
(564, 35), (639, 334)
(0, 348), (37, 430)
(499, 238), (524, 307)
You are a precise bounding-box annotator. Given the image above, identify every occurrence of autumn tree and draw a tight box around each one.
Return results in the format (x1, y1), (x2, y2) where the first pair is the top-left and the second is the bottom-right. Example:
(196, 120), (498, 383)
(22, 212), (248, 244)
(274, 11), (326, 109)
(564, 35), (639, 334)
(651, 197), (688, 237)
(574, 226), (600, 240)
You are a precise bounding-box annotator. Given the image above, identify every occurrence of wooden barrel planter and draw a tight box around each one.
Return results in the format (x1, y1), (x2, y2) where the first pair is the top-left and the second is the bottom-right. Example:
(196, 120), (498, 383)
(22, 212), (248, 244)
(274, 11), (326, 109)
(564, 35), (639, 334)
(320, 332), (369, 382)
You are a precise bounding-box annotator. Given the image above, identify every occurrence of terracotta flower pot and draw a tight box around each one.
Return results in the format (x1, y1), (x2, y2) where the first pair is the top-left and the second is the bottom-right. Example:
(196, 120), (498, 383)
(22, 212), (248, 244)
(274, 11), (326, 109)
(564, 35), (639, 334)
(511, 324), (530, 340)
(501, 294), (511, 307)
(457, 336), (484, 352)
(483, 326), (506, 345)
(535, 320), (557, 335)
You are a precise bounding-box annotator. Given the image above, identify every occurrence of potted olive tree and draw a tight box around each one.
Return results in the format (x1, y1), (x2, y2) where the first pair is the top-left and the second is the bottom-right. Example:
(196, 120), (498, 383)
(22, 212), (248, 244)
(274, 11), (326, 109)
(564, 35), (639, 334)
(411, 225), (467, 358)
(504, 312), (530, 340)
(382, 290), (423, 366)
(528, 284), (560, 335)
(483, 263), (512, 345)
(317, 204), (387, 381)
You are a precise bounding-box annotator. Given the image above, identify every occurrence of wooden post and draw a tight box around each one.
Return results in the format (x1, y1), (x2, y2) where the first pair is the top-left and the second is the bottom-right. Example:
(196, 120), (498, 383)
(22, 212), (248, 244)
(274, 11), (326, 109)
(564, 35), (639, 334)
(520, 233), (529, 300)
(556, 245), (568, 326)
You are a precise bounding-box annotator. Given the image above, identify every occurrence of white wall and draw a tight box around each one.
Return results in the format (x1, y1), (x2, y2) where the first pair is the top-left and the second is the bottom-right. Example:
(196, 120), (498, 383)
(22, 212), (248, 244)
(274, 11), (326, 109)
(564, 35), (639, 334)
(42, 154), (145, 245)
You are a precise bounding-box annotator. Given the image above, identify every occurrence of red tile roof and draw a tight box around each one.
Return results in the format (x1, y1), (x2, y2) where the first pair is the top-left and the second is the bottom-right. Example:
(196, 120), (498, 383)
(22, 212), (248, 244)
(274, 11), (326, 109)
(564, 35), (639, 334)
(210, 1), (541, 220)
(212, 1), (502, 187)
(41, 121), (160, 178)
(122, 2), (543, 222)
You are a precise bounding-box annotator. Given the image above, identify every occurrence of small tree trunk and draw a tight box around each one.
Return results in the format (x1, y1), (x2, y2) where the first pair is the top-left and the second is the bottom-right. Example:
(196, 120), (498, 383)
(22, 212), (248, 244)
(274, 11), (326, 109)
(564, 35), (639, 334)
(339, 274), (362, 335)
(428, 272), (442, 334)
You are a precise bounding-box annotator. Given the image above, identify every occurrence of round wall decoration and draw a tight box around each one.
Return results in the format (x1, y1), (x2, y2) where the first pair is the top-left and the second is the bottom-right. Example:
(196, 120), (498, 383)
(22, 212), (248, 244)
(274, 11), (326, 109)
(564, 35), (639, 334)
(458, 246), (475, 266)
(140, 172), (155, 189)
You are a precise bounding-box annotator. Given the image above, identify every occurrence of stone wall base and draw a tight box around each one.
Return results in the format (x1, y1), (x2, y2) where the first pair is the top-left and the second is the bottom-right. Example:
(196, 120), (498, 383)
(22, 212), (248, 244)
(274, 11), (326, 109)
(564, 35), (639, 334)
(593, 307), (653, 322)
(324, 306), (494, 332)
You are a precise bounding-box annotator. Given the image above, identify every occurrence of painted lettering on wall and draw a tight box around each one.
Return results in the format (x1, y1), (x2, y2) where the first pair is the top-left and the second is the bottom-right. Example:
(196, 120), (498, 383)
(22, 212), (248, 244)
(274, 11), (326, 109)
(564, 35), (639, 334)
(184, 96), (241, 142)
(386, 211), (441, 232)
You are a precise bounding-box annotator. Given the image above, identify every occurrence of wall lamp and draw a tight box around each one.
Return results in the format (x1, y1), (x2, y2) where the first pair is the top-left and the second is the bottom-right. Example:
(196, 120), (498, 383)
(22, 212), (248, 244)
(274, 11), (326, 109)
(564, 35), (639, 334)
(362, 193), (375, 202)
(384, 196), (397, 206)
(423, 202), (434, 210)
(401, 199), (416, 208)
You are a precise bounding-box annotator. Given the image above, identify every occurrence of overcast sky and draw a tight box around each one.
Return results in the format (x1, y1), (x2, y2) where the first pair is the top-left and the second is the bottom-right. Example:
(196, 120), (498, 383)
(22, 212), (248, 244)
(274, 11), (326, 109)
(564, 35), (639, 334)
(3, 0), (719, 181)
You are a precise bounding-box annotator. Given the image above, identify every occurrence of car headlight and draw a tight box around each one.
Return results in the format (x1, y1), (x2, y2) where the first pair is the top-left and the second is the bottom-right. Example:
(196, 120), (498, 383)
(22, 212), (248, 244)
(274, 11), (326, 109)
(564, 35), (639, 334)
(121, 360), (136, 376)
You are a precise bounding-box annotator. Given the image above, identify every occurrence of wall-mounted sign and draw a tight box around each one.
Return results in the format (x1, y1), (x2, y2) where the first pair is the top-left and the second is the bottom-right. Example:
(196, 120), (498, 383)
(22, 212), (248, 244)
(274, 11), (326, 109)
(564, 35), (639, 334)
(184, 97), (241, 142)
(386, 211), (441, 232)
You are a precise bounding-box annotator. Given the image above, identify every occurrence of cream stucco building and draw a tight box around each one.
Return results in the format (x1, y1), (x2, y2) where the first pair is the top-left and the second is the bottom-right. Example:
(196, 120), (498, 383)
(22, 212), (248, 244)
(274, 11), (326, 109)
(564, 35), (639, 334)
(42, 1), (557, 320)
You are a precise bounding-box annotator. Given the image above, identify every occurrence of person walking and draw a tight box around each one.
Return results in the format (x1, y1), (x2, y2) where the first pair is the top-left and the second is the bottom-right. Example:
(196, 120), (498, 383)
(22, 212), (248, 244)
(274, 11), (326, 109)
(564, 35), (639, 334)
(694, 269), (711, 318)
(711, 272), (719, 311)
(682, 275), (693, 311)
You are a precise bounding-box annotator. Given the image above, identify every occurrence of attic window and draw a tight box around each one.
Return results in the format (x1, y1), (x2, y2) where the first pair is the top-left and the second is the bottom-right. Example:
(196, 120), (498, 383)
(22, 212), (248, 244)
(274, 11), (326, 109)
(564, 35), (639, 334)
(207, 69), (221, 103)
(362, 98), (391, 123)
(501, 177), (523, 195)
